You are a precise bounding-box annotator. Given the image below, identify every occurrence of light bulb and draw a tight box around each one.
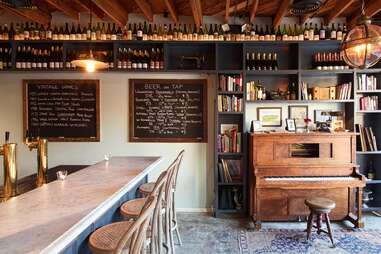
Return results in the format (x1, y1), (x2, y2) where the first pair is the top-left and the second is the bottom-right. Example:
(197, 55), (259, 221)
(86, 61), (95, 72)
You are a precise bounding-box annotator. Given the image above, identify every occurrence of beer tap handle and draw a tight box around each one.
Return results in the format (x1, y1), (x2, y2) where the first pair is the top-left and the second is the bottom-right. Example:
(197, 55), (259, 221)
(5, 131), (9, 144)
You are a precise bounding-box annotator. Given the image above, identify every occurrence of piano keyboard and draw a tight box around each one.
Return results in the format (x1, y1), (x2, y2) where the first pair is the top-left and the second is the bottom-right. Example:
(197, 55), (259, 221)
(265, 176), (357, 181)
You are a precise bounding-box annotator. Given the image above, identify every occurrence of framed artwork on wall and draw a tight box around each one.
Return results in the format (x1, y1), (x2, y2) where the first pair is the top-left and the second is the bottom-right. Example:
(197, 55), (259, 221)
(289, 105), (308, 128)
(257, 107), (282, 127)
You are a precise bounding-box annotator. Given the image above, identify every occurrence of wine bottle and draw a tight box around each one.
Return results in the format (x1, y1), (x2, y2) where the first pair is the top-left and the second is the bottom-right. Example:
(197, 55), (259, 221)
(143, 21), (148, 41)
(158, 24), (163, 40)
(70, 23), (76, 40)
(137, 23), (143, 40)
(319, 23), (325, 40)
(246, 52), (250, 70)
(367, 161), (375, 180)
(106, 23), (112, 40)
(337, 23), (343, 41)
(330, 23), (336, 40)
(303, 23), (309, 40)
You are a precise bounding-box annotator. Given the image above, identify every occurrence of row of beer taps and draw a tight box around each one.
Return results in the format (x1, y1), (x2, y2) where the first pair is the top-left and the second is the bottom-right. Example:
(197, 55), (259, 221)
(1, 131), (48, 201)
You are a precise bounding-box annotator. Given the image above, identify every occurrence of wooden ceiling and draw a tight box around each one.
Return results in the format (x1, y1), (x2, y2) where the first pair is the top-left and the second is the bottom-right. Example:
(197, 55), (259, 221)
(0, 0), (380, 28)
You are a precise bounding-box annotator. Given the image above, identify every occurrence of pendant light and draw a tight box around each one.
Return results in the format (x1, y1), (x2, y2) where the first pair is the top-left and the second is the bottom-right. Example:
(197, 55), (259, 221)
(71, 0), (108, 72)
(341, 0), (381, 69)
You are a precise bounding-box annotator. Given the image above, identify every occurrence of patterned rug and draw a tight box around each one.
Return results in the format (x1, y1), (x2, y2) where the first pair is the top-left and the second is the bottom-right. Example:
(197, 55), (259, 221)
(239, 229), (381, 254)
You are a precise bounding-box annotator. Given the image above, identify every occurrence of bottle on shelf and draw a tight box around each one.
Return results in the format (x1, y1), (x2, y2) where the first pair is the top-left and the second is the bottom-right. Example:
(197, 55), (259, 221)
(367, 160), (375, 180)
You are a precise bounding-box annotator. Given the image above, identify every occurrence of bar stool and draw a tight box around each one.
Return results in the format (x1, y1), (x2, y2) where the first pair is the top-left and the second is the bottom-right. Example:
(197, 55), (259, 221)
(305, 197), (336, 246)
(139, 149), (185, 251)
(88, 195), (157, 254)
(121, 160), (177, 254)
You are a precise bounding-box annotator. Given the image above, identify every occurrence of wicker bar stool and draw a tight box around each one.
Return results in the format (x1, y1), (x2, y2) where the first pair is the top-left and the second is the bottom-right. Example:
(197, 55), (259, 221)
(139, 149), (185, 250)
(121, 160), (177, 254)
(120, 170), (169, 254)
(88, 195), (157, 254)
(305, 197), (336, 247)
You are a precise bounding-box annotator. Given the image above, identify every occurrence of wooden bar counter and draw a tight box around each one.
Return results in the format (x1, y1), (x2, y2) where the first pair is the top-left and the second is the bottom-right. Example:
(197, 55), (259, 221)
(0, 156), (162, 254)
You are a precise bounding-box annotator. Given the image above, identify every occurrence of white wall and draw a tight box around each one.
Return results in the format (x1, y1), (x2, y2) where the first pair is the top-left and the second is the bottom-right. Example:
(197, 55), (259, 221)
(0, 72), (216, 210)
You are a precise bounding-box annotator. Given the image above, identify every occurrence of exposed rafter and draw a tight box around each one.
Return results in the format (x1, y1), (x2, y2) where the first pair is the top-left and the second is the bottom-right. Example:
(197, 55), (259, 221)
(349, 0), (381, 28)
(163, 0), (178, 23)
(190, 0), (202, 28)
(44, 0), (79, 20)
(74, 0), (105, 20)
(324, 0), (355, 25)
(250, 0), (259, 23)
(92, 0), (129, 27)
(225, 0), (230, 23)
(273, 0), (293, 27)
(215, 0), (252, 16)
(134, 0), (154, 22)
(0, 4), (51, 25)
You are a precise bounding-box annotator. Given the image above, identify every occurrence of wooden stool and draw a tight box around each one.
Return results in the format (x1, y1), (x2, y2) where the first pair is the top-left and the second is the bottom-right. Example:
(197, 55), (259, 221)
(305, 197), (336, 246)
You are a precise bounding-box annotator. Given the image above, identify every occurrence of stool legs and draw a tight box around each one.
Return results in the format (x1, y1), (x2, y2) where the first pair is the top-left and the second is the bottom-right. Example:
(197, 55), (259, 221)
(324, 213), (334, 246)
(306, 211), (314, 240)
(316, 214), (322, 235)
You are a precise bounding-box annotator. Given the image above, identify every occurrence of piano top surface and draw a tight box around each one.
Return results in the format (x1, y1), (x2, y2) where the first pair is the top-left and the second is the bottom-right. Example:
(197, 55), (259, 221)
(251, 131), (356, 137)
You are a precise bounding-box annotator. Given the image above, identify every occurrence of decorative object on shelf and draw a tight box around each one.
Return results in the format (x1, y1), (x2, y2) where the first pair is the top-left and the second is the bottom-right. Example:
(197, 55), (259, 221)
(70, 1), (107, 72)
(341, 0), (381, 69)
(250, 120), (261, 133)
(289, 105), (308, 129)
(257, 107), (282, 127)
(285, 119), (296, 132)
(366, 160), (375, 180)
(180, 55), (206, 69)
(304, 118), (312, 132)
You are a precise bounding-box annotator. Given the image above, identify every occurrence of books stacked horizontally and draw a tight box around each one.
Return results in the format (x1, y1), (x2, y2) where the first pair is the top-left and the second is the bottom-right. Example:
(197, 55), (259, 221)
(217, 125), (241, 153)
(310, 83), (352, 100)
(356, 124), (378, 152)
(219, 75), (243, 92)
(217, 95), (243, 112)
(359, 96), (379, 111)
(358, 74), (378, 91)
(217, 159), (242, 183)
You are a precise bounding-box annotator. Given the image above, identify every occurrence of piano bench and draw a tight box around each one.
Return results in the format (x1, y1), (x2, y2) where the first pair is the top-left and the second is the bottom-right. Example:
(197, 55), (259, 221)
(305, 197), (336, 247)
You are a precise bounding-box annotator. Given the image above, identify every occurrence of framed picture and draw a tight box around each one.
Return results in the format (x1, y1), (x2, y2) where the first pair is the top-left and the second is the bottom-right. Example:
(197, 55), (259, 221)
(257, 107), (282, 127)
(285, 118), (296, 132)
(314, 110), (331, 123)
(289, 105), (308, 128)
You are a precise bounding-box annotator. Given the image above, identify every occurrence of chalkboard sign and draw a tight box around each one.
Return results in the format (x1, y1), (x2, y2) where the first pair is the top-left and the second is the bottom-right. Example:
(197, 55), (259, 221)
(23, 80), (100, 142)
(129, 79), (207, 142)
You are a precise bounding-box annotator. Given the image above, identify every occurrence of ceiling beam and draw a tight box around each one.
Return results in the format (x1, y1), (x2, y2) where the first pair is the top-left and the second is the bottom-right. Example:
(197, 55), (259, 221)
(44, 0), (79, 20)
(324, 0), (355, 25)
(0, 4), (51, 25)
(133, 0), (153, 22)
(225, 0), (230, 23)
(190, 0), (202, 28)
(349, 0), (381, 28)
(273, 0), (293, 27)
(250, 0), (259, 23)
(163, 0), (178, 23)
(74, 0), (105, 20)
(92, 0), (129, 27)
(215, 0), (252, 16)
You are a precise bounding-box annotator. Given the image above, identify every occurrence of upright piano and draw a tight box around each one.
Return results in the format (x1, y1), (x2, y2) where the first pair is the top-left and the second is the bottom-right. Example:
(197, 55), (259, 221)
(249, 132), (365, 229)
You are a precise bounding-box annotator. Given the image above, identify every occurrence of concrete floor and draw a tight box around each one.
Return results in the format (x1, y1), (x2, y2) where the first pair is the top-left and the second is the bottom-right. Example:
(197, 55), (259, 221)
(175, 212), (381, 254)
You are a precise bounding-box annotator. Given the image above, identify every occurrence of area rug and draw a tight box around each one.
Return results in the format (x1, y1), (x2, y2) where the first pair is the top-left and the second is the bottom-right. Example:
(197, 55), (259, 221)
(239, 229), (381, 254)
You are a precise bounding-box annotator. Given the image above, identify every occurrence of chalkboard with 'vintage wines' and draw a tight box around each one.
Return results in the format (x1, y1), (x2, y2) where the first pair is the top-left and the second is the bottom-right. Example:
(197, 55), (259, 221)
(23, 80), (100, 142)
(129, 79), (207, 142)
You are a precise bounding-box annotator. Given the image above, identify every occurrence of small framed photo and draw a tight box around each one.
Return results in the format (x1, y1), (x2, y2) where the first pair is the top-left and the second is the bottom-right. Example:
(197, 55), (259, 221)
(285, 118), (296, 132)
(289, 105), (308, 128)
(257, 107), (282, 127)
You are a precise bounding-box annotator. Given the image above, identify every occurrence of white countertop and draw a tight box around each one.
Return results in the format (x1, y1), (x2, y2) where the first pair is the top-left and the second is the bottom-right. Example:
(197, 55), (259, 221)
(0, 156), (162, 254)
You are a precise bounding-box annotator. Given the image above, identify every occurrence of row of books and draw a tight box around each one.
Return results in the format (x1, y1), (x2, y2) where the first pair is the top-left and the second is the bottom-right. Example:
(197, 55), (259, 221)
(359, 96), (379, 111)
(356, 124), (378, 152)
(358, 74), (378, 91)
(310, 83), (352, 100)
(217, 95), (243, 112)
(217, 159), (242, 183)
(218, 75), (243, 92)
(217, 127), (241, 153)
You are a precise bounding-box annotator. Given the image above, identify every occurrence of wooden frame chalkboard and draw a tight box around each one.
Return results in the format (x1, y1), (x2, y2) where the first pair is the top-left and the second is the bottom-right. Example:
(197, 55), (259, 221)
(129, 79), (208, 143)
(23, 79), (100, 142)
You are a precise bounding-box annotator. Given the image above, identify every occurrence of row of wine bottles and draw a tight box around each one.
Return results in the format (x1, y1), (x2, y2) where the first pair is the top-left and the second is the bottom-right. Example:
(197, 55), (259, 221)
(0, 47), (12, 69)
(0, 21), (347, 41)
(117, 48), (164, 70)
(15, 45), (63, 69)
(246, 52), (278, 71)
(312, 51), (349, 70)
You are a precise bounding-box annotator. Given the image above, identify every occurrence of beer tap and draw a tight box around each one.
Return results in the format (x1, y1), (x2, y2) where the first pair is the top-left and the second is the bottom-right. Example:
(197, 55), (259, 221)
(0, 131), (17, 201)
(25, 130), (48, 187)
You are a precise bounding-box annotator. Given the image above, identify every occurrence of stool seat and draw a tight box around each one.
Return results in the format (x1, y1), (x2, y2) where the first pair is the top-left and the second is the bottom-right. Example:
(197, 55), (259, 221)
(139, 182), (155, 195)
(305, 197), (336, 211)
(120, 198), (146, 218)
(89, 221), (133, 254)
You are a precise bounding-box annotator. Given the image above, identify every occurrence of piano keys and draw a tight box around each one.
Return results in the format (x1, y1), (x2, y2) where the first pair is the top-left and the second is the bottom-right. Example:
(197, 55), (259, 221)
(249, 132), (365, 230)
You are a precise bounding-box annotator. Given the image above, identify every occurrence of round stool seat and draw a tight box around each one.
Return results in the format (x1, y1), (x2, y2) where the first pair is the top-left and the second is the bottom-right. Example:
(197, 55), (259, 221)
(89, 221), (133, 254)
(120, 198), (146, 218)
(305, 197), (336, 212)
(139, 182), (155, 195)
